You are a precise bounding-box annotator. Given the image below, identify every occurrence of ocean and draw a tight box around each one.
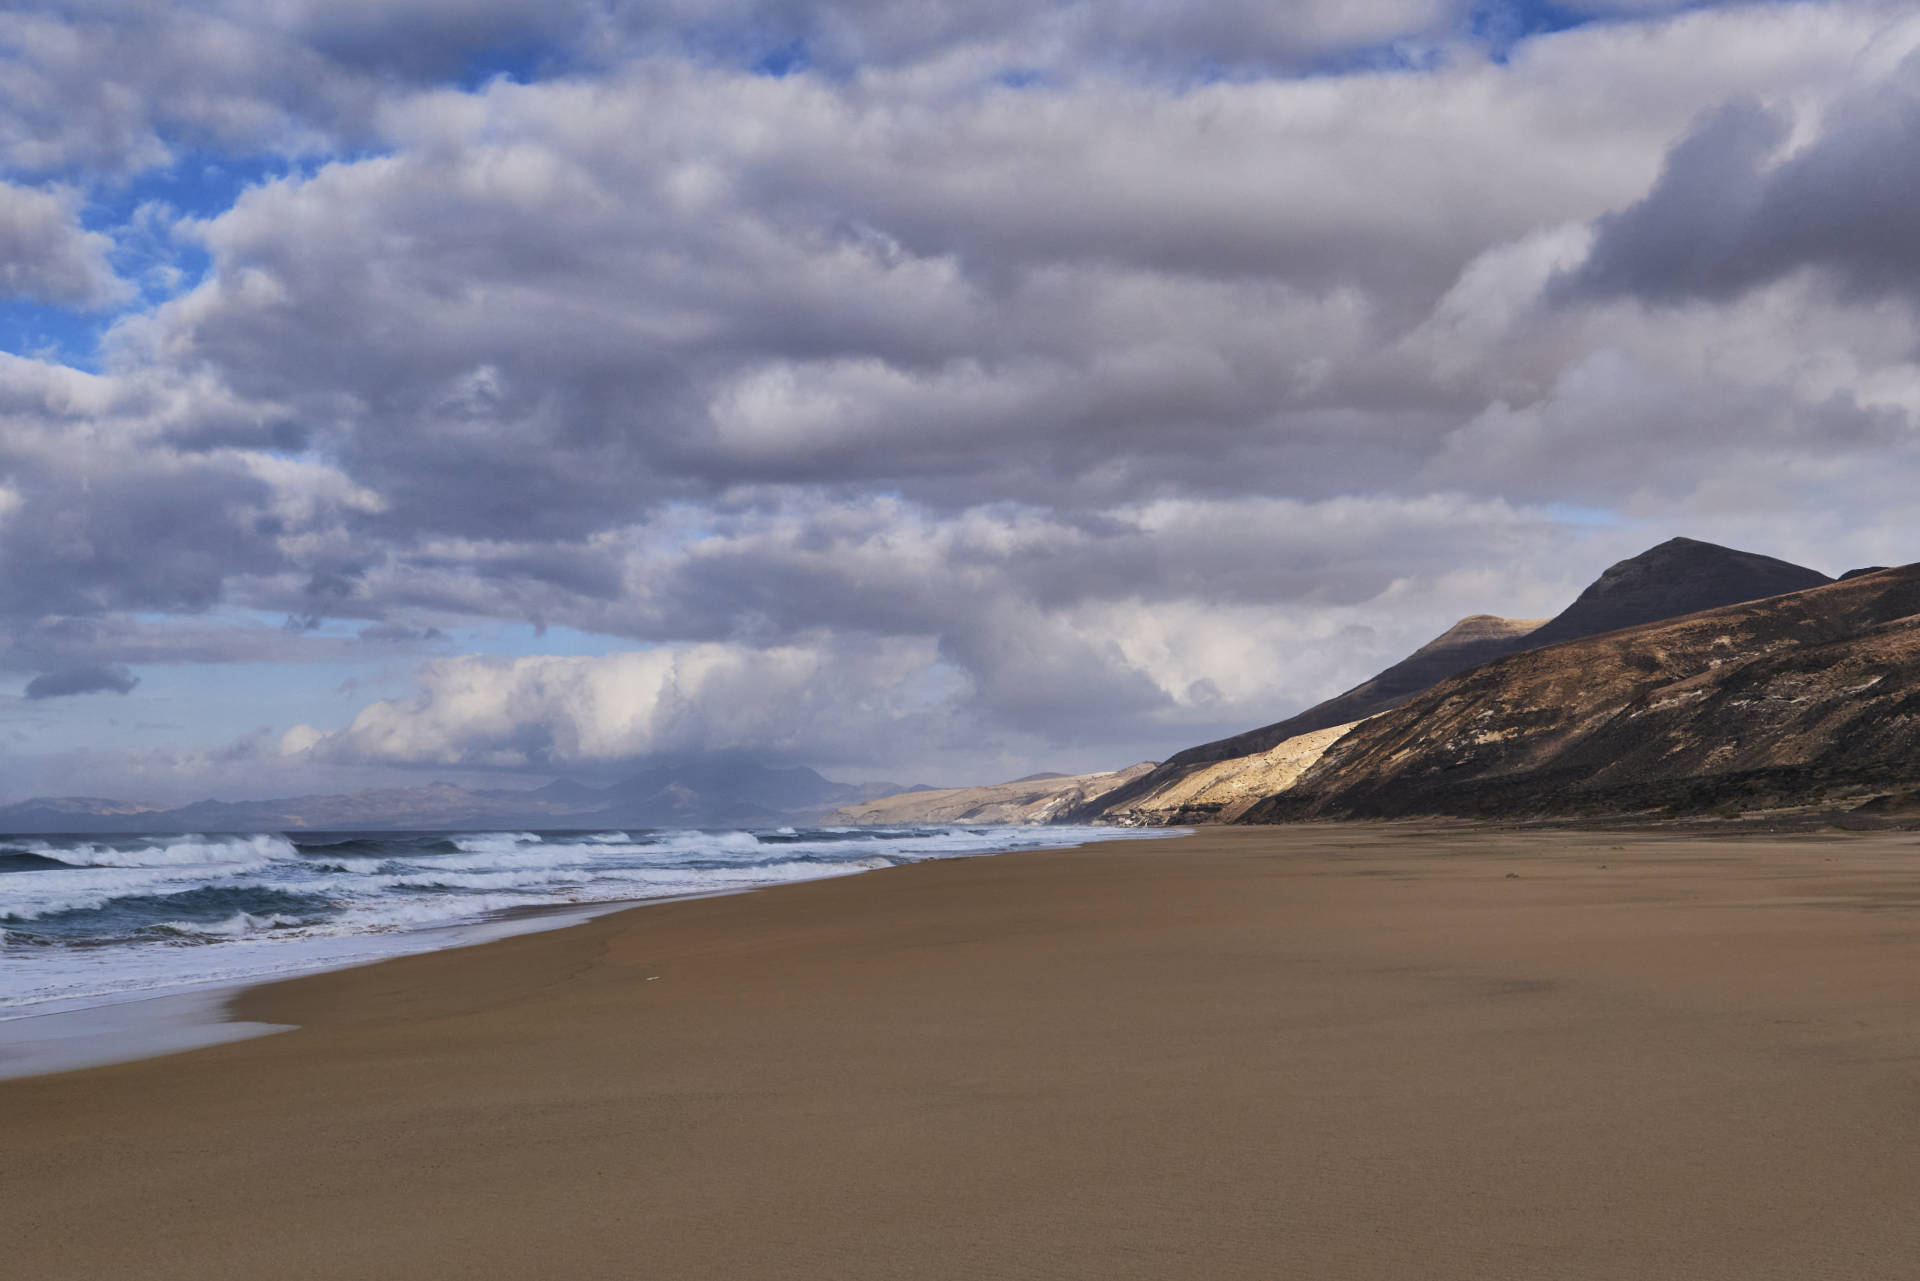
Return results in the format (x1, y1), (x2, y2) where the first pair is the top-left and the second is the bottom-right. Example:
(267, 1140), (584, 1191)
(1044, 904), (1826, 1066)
(0, 825), (1175, 1020)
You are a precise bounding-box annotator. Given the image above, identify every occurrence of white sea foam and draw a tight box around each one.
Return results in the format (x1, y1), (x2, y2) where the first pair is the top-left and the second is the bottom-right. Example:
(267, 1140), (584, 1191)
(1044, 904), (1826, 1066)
(448, 832), (544, 853)
(16, 834), (299, 868)
(375, 867), (593, 891)
(153, 912), (307, 940)
(404, 847), (601, 871)
(1, 865), (267, 921)
(0, 824), (1186, 1020)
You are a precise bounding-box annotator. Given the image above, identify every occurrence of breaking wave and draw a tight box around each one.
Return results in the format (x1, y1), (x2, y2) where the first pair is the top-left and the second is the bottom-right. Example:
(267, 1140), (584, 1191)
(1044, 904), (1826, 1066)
(0, 824), (1180, 1016)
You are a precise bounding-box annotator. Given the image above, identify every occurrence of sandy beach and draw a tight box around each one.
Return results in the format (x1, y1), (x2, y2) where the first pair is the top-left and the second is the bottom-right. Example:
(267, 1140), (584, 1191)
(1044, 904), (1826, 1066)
(10, 823), (1920, 1279)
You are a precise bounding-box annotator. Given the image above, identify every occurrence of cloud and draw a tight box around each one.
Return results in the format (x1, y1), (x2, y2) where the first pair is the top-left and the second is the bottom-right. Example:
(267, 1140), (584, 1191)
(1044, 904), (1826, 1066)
(1563, 31), (1920, 306)
(306, 636), (960, 770)
(116, 5), (1871, 539)
(285, 490), (1637, 778)
(4, 1), (1920, 796)
(0, 0), (1548, 182)
(0, 182), (129, 307)
(24, 663), (139, 699)
(0, 0), (607, 177)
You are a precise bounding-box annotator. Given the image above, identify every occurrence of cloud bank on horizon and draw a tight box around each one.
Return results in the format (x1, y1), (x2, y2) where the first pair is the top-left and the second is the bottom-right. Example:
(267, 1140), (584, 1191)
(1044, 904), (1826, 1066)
(2, 0), (1919, 800)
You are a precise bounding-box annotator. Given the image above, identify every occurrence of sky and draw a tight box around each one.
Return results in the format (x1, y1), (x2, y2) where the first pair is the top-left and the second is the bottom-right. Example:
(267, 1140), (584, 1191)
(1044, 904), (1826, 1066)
(2, 0), (1919, 802)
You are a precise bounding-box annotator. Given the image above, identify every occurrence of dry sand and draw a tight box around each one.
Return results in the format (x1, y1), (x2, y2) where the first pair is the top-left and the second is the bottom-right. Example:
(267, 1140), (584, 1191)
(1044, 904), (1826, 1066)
(9, 824), (1920, 1279)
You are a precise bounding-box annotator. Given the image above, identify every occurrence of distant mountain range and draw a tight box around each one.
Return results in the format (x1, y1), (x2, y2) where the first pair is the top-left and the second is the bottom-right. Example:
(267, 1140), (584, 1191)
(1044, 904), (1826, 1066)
(0, 755), (918, 834)
(837, 536), (1920, 827)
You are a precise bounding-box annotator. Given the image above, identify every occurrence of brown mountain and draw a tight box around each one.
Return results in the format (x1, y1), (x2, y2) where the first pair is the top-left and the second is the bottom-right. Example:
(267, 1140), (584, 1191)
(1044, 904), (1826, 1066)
(1244, 564), (1920, 822)
(1071, 537), (1832, 823)
(1518, 535), (1831, 647)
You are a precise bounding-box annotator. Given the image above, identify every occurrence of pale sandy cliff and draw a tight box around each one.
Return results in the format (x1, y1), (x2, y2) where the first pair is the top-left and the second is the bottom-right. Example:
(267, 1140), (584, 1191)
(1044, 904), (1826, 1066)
(827, 762), (1157, 825)
(1098, 721), (1363, 825)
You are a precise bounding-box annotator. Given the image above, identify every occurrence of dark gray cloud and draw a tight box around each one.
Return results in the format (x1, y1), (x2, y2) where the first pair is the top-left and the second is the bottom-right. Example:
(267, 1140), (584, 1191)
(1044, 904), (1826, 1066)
(1564, 49), (1920, 305)
(0, 611), (443, 677)
(0, 0), (1536, 182)
(24, 663), (138, 699)
(128, 39), (1758, 546)
(0, 366), (303, 623)
(356, 622), (447, 645)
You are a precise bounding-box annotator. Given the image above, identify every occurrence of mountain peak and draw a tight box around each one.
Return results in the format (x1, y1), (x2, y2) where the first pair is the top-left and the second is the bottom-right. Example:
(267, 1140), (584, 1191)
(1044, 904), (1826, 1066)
(1410, 614), (1546, 657)
(1524, 537), (1831, 647)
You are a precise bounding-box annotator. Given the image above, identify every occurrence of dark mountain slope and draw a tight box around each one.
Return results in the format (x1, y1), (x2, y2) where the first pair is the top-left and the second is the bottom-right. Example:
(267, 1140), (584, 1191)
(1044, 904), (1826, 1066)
(1521, 536), (1831, 647)
(1188, 614), (1546, 763)
(1071, 537), (1830, 823)
(1245, 564), (1920, 822)
(1064, 615), (1544, 821)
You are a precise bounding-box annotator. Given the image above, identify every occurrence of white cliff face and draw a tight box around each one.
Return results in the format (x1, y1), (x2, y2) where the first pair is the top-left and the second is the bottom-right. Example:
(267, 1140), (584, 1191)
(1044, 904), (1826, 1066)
(1097, 721), (1367, 826)
(828, 721), (1371, 829)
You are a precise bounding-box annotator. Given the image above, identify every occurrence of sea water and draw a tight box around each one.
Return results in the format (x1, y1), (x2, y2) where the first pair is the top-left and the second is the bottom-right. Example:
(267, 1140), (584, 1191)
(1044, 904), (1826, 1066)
(0, 825), (1175, 1020)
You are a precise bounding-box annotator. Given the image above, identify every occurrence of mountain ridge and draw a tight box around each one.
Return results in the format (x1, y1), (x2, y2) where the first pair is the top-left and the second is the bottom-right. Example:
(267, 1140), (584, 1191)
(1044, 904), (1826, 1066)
(1244, 563), (1920, 822)
(1063, 536), (1834, 823)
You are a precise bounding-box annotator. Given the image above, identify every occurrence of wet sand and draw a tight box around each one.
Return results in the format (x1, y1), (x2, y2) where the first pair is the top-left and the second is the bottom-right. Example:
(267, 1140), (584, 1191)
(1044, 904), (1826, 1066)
(9, 823), (1920, 1279)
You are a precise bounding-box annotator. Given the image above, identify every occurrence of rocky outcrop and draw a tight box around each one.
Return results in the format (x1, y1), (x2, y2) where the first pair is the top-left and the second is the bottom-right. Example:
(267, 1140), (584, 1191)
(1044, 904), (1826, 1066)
(826, 762), (1157, 826)
(1245, 564), (1920, 821)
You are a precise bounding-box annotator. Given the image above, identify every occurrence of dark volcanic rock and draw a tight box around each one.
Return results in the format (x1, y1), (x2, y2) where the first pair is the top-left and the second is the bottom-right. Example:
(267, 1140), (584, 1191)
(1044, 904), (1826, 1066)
(1522, 536), (1830, 647)
(1245, 565), (1920, 822)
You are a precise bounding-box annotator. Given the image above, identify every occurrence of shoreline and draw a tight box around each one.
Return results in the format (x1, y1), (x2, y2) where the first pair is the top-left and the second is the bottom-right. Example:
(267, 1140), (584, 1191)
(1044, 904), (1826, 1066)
(0, 896), (647, 1080)
(1, 825), (1173, 1078)
(13, 822), (1920, 1278)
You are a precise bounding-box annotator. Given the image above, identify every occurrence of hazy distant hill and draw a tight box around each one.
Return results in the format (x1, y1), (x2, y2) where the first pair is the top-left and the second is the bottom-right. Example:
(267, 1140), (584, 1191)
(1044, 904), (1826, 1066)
(0, 784), (594, 834)
(603, 756), (883, 826)
(0, 756), (914, 834)
(1070, 537), (1833, 823)
(1246, 563), (1920, 821)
